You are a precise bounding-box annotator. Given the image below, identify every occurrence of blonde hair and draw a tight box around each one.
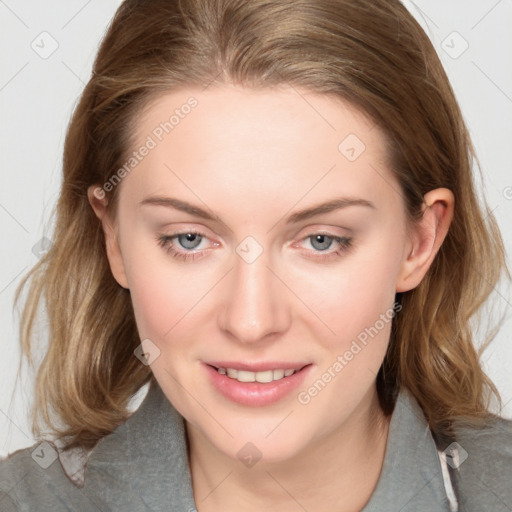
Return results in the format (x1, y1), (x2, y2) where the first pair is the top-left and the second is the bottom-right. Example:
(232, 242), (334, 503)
(14, 0), (509, 452)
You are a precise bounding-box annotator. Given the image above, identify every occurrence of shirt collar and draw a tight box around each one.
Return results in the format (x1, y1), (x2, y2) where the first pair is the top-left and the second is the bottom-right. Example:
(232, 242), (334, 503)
(81, 380), (196, 510)
(77, 381), (451, 510)
(362, 386), (453, 511)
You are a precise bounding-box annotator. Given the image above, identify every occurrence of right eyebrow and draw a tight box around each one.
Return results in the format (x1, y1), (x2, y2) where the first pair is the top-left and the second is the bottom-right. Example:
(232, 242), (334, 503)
(139, 197), (216, 221)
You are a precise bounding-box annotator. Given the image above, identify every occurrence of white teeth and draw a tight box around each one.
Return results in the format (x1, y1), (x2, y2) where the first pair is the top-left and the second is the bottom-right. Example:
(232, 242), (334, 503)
(255, 370), (273, 383)
(237, 370), (256, 382)
(216, 367), (299, 382)
(272, 369), (285, 380)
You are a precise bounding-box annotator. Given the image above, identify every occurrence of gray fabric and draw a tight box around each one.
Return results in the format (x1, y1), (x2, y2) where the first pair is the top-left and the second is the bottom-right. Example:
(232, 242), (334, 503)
(450, 414), (512, 512)
(362, 387), (453, 511)
(1, 381), (511, 511)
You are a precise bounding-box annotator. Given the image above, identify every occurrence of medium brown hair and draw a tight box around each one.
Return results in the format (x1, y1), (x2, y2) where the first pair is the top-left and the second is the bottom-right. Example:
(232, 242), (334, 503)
(14, 0), (509, 452)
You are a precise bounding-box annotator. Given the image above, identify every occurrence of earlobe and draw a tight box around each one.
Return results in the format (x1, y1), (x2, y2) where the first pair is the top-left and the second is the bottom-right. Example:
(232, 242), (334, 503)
(396, 188), (454, 293)
(87, 185), (130, 290)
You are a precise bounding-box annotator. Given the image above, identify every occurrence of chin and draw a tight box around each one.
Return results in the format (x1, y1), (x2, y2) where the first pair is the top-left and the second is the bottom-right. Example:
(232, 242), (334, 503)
(209, 420), (313, 467)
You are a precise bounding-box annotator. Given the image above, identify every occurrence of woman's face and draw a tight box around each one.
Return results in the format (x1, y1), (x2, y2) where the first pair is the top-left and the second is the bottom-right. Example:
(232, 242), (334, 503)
(93, 85), (433, 463)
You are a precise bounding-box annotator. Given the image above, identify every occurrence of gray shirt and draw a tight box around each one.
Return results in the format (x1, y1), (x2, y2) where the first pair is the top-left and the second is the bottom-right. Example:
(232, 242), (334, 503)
(1, 381), (511, 511)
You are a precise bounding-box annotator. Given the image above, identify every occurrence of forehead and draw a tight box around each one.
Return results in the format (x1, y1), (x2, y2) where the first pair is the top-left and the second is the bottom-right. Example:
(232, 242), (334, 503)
(122, 85), (401, 216)
(134, 84), (385, 158)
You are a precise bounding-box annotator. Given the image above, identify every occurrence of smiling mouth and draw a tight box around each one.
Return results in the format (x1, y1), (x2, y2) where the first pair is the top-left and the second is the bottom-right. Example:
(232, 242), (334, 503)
(204, 362), (313, 406)
(208, 364), (310, 383)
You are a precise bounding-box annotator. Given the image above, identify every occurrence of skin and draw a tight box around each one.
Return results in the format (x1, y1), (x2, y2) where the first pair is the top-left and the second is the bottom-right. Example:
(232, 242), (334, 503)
(88, 84), (454, 512)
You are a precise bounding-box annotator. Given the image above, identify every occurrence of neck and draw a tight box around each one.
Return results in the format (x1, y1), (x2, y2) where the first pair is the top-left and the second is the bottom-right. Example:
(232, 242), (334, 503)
(186, 387), (391, 512)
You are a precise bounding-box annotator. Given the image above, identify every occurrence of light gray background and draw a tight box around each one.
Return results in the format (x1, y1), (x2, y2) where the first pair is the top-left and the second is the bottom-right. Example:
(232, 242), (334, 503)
(1, 0), (511, 457)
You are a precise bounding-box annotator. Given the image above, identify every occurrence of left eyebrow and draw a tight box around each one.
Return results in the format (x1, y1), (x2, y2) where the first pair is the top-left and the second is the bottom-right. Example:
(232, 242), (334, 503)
(284, 197), (376, 224)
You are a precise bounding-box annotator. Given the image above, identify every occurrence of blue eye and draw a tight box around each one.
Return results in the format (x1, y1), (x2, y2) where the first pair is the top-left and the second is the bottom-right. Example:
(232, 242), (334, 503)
(156, 231), (353, 263)
(156, 231), (208, 262)
(175, 232), (203, 250)
(301, 234), (353, 261)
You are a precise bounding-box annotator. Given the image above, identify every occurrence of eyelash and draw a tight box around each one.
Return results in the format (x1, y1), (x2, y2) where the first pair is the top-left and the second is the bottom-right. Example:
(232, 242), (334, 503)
(156, 231), (353, 263)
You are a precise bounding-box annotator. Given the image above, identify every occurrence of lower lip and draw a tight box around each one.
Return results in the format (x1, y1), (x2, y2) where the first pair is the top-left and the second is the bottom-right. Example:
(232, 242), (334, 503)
(203, 363), (313, 406)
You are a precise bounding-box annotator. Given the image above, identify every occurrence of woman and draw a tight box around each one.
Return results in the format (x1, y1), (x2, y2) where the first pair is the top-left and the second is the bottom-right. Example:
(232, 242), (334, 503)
(1, 0), (511, 511)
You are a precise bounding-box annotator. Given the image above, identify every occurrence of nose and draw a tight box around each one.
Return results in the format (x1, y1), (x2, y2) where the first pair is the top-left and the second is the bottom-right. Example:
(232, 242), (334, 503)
(217, 246), (291, 345)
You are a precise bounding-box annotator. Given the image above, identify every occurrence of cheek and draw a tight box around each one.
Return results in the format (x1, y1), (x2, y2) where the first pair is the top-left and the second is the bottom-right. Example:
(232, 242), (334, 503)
(129, 276), (171, 339)
(124, 241), (221, 342)
(122, 243), (187, 339)
(295, 241), (402, 341)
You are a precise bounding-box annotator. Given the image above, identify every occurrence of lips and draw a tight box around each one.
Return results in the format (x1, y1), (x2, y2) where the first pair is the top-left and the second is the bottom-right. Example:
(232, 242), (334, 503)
(203, 361), (313, 406)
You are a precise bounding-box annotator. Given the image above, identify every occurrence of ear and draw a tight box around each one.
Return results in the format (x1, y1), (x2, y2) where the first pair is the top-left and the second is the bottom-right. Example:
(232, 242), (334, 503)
(396, 188), (454, 293)
(87, 185), (129, 289)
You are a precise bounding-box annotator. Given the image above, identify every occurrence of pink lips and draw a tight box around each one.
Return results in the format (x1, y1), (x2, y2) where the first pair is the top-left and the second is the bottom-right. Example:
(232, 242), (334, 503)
(203, 361), (313, 406)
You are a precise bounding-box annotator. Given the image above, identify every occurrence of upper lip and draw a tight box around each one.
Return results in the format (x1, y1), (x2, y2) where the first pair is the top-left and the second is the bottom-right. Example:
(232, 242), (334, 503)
(205, 361), (311, 372)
